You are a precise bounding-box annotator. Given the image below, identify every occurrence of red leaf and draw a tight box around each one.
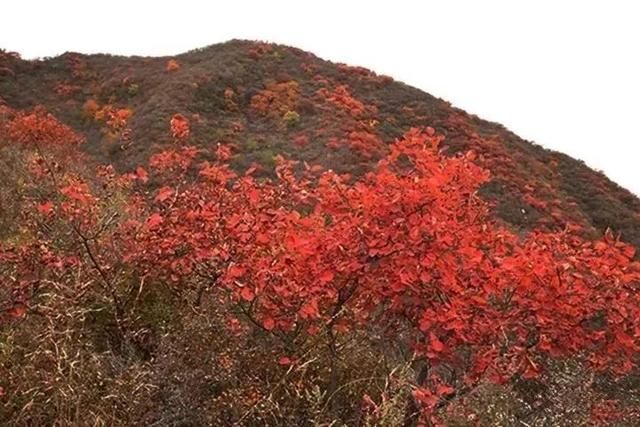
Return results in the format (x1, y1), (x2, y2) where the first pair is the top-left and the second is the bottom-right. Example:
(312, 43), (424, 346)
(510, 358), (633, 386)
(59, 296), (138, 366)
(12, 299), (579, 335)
(429, 332), (445, 353)
(278, 356), (292, 366)
(615, 329), (636, 349)
(146, 213), (163, 229)
(135, 166), (149, 183)
(37, 201), (54, 215)
(436, 383), (455, 396)
(247, 189), (260, 204)
(240, 287), (254, 302)
(622, 245), (636, 259)
(8, 304), (26, 318)
(216, 144), (232, 161)
(299, 299), (319, 319)
(60, 182), (92, 204)
(488, 370), (507, 384)
(419, 315), (432, 333)
(409, 226), (421, 240)
(412, 388), (438, 408)
(319, 270), (334, 284)
(255, 233), (270, 244)
(522, 362), (541, 379)
(155, 186), (174, 203)
(228, 265), (246, 279)
(594, 241), (609, 251)
(263, 317), (275, 331)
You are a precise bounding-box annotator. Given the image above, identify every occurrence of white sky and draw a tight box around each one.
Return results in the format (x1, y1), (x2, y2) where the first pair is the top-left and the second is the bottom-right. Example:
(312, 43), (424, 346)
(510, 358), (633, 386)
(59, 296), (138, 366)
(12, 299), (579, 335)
(2, 1), (639, 195)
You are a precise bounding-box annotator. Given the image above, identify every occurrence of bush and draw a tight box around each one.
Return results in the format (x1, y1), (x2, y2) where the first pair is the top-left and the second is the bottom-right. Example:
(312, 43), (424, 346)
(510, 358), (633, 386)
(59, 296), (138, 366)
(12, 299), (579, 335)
(282, 110), (300, 128)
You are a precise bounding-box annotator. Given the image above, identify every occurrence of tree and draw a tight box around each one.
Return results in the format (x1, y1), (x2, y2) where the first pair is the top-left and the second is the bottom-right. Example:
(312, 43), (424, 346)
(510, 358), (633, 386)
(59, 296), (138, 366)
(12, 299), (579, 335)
(119, 126), (640, 422)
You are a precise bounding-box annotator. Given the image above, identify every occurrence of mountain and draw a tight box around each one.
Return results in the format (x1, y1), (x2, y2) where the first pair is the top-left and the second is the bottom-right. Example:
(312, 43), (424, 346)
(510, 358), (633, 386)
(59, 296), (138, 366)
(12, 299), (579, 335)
(2, 39), (639, 249)
(1, 41), (640, 426)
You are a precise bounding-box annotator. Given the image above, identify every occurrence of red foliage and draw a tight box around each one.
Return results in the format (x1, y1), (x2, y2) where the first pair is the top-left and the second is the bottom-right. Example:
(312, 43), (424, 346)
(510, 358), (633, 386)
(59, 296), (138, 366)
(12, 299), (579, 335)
(5, 106), (82, 147)
(590, 399), (625, 425)
(128, 128), (640, 399)
(344, 130), (383, 158)
(165, 59), (180, 72)
(250, 80), (300, 116)
(247, 42), (274, 60)
(336, 63), (394, 85)
(105, 108), (133, 131)
(169, 113), (190, 141)
(3, 112), (640, 422)
(149, 145), (198, 176)
(317, 85), (370, 117)
(82, 100), (133, 141)
(54, 82), (81, 96)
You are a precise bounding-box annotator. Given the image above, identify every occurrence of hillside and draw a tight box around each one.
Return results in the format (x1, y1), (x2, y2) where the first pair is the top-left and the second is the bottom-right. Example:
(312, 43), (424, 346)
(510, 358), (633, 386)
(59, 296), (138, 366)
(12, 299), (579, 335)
(1, 41), (640, 426)
(1, 39), (639, 248)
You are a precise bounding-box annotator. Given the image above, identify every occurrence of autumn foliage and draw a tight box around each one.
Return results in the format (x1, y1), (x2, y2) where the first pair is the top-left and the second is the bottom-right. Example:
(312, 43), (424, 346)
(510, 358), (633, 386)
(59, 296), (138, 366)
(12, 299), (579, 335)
(1, 101), (640, 425)
(169, 113), (190, 141)
(5, 106), (82, 147)
(1, 41), (640, 425)
(165, 58), (180, 72)
(250, 80), (300, 116)
(317, 84), (369, 117)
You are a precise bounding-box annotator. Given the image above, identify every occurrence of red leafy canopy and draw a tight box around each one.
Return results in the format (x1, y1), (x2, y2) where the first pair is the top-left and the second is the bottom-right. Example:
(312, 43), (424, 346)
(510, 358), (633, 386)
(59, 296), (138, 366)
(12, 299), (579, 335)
(4, 116), (640, 421)
(169, 113), (190, 141)
(5, 106), (82, 147)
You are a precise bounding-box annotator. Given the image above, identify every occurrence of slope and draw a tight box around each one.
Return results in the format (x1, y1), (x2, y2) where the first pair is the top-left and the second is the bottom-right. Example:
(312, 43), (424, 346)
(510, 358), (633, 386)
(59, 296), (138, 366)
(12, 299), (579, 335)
(1, 39), (638, 247)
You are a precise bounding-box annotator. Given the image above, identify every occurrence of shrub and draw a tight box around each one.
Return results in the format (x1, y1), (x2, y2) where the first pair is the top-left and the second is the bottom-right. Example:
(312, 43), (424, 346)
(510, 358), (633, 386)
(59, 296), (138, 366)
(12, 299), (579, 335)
(282, 110), (300, 128)
(165, 59), (180, 72)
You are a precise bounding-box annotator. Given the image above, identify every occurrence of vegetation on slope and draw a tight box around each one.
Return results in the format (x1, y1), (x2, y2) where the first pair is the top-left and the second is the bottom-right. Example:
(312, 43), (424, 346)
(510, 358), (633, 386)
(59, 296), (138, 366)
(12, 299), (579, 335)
(1, 41), (639, 426)
(1, 41), (638, 247)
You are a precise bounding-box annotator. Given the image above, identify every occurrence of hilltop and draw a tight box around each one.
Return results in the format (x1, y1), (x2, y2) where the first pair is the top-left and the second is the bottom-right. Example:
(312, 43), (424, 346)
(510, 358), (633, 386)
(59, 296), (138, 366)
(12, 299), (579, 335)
(1, 39), (638, 248)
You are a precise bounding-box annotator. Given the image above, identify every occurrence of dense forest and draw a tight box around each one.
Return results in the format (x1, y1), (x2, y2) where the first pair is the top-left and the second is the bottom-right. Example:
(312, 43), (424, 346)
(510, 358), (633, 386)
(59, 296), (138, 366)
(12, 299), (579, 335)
(1, 40), (639, 426)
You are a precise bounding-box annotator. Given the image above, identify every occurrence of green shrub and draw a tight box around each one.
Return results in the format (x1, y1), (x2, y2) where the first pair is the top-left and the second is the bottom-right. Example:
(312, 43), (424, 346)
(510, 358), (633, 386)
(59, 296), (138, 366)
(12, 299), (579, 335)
(282, 110), (300, 128)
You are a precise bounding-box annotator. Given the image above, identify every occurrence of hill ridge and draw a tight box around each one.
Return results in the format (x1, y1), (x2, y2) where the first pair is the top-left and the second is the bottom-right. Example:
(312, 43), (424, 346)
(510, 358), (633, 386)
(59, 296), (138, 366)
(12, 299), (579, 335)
(1, 39), (638, 248)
